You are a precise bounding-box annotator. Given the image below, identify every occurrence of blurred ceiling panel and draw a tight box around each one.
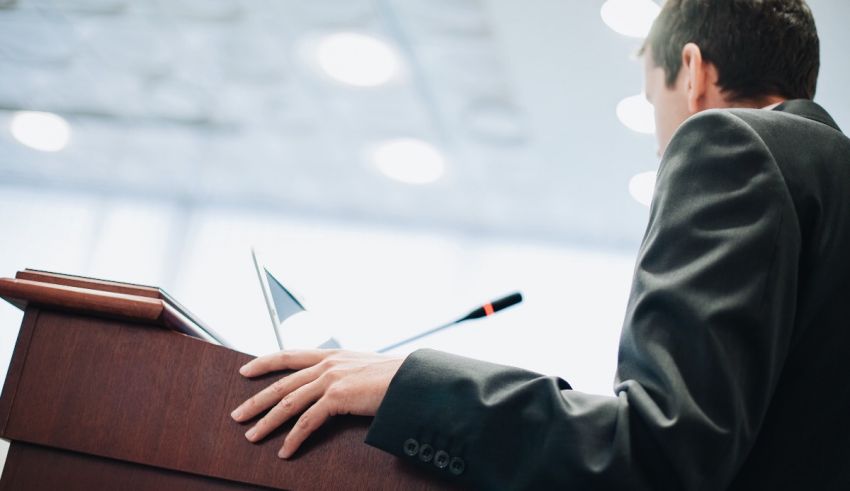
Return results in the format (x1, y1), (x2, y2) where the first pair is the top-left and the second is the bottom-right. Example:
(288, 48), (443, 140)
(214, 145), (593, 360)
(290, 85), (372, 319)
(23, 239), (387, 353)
(1, 0), (847, 251)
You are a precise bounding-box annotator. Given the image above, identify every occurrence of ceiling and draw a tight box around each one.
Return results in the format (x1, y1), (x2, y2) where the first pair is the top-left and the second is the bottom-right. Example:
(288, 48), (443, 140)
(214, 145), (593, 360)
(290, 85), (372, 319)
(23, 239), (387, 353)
(1, 0), (847, 252)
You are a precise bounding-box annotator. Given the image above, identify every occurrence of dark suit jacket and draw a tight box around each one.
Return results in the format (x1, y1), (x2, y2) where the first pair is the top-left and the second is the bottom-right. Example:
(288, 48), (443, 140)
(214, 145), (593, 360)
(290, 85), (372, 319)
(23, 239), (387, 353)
(364, 100), (850, 490)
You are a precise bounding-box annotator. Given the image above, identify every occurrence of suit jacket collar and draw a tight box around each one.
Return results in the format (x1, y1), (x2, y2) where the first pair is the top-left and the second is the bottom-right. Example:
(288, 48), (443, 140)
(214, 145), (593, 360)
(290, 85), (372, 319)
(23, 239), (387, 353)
(773, 99), (841, 132)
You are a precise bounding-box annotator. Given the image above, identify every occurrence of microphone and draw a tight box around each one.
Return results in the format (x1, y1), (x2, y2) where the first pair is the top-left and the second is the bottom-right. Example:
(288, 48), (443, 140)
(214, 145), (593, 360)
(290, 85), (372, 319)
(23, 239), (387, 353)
(376, 292), (523, 353)
(456, 292), (523, 321)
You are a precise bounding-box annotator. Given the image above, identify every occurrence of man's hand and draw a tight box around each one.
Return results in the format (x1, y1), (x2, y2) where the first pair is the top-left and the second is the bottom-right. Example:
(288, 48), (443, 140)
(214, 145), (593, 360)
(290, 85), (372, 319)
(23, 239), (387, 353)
(230, 349), (404, 459)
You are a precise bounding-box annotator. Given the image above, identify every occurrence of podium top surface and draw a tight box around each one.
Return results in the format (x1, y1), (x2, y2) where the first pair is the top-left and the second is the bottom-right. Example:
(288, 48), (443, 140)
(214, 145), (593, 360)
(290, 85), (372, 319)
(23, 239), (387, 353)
(0, 269), (230, 347)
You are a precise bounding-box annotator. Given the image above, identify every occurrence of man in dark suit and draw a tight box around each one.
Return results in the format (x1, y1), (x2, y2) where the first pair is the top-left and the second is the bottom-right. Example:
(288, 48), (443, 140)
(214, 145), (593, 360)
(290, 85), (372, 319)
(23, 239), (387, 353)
(230, 0), (850, 488)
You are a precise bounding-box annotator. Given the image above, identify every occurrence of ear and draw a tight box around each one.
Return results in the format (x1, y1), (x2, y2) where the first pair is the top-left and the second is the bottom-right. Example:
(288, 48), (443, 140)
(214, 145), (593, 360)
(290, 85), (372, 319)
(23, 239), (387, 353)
(681, 43), (707, 113)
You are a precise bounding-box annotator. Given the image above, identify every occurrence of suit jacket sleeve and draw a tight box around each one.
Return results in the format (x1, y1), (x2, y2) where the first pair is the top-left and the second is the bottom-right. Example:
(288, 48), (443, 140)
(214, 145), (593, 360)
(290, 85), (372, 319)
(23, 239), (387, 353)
(364, 110), (802, 490)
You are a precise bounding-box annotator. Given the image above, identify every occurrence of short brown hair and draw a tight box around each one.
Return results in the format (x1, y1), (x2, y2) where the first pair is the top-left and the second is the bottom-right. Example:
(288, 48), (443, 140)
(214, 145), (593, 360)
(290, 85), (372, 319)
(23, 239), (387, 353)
(641, 0), (820, 101)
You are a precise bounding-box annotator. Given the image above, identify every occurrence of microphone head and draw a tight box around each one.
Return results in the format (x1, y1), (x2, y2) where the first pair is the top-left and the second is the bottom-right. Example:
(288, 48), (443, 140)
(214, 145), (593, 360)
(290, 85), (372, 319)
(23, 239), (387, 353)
(491, 292), (523, 312)
(461, 291), (523, 321)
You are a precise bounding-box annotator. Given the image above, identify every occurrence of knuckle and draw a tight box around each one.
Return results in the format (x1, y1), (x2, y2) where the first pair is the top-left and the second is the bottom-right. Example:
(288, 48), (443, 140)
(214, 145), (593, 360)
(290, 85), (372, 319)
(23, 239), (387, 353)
(319, 368), (343, 385)
(317, 371), (331, 385)
(280, 394), (295, 412)
(325, 383), (346, 401)
(297, 414), (313, 430)
(270, 378), (287, 396)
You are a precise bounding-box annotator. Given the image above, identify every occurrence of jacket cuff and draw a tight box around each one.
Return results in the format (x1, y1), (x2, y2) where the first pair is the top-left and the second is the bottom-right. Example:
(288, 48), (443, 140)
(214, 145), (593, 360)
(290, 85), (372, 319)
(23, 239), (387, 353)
(364, 349), (474, 478)
(364, 348), (570, 481)
(365, 349), (441, 453)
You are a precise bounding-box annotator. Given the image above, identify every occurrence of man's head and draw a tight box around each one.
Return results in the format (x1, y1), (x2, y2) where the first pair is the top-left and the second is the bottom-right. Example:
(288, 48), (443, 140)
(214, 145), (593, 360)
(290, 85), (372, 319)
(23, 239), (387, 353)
(641, 0), (820, 155)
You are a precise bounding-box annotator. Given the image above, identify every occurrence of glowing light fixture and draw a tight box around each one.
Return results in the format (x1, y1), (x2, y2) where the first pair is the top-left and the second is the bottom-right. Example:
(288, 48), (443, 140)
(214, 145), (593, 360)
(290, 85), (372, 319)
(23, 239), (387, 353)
(316, 32), (400, 87)
(371, 138), (445, 185)
(10, 111), (71, 152)
(629, 170), (657, 207)
(617, 94), (655, 134)
(600, 0), (661, 38)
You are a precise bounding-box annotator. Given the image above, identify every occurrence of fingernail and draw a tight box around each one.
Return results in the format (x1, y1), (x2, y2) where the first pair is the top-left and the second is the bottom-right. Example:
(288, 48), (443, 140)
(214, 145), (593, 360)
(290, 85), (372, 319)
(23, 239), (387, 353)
(230, 408), (242, 421)
(239, 365), (251, 376)
(245, 428), (256, 441)
(278, 447), (290, 459)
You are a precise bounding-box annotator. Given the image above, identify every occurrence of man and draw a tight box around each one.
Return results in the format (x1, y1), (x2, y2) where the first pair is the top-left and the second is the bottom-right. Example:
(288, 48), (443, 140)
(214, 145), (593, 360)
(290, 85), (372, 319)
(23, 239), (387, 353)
(230, 0), (850, 488)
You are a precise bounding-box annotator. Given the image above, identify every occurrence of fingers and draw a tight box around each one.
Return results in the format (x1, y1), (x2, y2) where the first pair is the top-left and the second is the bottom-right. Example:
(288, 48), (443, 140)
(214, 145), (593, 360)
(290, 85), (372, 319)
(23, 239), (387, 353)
(244, 379), (325, 443)
(278, 396), (336, 459)
(240, 349), (337, 378)
(232, 349), (398, 460)
(231, 364), (323, 423)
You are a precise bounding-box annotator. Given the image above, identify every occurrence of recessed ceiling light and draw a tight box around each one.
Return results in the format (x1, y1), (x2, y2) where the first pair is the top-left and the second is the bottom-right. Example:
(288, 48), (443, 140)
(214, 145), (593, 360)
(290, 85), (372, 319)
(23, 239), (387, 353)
(371, 138), (445, 185)
(629, 170), (657, 207)
(600, 0), (661, 38)
(9, 111), (71, 152)
(616, 94), (655, 134)
(315, 32), (400, 87)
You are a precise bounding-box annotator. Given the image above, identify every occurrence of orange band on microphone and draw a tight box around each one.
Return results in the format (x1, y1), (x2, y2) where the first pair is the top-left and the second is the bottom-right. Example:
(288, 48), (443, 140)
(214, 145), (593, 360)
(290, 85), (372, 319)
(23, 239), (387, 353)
(483, 303), (495, 316)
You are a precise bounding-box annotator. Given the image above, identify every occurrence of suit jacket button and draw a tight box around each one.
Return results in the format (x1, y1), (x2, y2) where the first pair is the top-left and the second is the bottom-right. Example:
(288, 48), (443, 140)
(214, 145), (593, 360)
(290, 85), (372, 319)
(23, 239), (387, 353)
(418, 444), (434, 462)
(434, 450), (450, 469)
(449, 457), (466, 475)
(403, 438), (419, 456)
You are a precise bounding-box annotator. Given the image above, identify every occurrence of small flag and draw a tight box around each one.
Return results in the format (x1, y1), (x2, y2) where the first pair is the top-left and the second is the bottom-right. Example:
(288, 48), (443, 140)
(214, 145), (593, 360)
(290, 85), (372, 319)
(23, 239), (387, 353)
(265, 268), (305, 324)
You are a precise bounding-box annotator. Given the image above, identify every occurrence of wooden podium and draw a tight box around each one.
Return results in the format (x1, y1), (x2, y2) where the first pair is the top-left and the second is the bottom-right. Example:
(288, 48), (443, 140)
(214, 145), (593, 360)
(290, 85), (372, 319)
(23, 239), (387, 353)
(0, 270), (453, 490)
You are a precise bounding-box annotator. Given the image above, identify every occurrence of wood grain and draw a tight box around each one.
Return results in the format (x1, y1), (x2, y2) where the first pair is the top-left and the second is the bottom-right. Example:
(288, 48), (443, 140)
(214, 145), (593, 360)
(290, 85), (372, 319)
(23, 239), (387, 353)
(0, 442), (279, 491)
(0, 310), (457, 490)
(0, 278), (163, 321)
(15, 270), (162, 299)
(0, 272), (228, 347)
(0, 309), (39, 435)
